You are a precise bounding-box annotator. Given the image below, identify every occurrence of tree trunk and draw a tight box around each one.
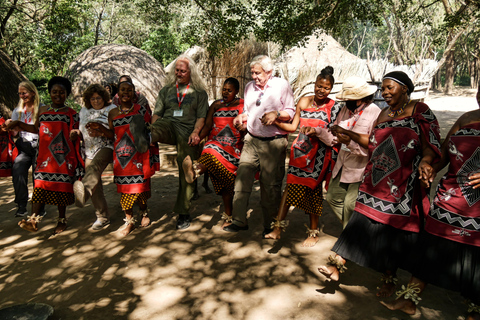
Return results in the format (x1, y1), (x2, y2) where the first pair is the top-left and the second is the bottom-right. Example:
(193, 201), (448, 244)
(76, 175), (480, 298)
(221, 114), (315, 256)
(444, 48), (455, 95)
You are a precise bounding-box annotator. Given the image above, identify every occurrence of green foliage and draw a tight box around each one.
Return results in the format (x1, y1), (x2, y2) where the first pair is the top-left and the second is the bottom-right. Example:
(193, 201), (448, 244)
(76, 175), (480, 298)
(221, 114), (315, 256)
(141, 27), (189, 66)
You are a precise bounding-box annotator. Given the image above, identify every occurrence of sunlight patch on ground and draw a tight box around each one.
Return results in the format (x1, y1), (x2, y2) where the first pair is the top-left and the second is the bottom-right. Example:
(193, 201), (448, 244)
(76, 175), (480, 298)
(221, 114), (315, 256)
(131, 285), (187, 316)
(0, 235), (21, 246)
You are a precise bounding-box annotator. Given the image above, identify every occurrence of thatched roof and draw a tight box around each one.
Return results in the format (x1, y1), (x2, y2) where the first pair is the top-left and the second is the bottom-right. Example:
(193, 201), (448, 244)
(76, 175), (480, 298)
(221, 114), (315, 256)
(0, 50), (27, 117)
(65, 44), (166, 108)
(169, 40), (278, 100)
(276, 33), (438, 106)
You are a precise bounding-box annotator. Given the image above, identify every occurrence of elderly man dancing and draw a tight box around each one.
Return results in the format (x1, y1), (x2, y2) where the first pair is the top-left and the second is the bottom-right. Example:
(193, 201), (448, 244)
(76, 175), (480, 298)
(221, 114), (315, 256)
(223, 55), (295, 236)
(131, 55), (209, 230)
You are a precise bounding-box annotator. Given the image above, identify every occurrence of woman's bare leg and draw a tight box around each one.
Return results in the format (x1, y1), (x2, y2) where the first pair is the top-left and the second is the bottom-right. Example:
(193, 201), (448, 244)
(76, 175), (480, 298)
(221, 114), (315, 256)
(302, 213), (320, 247)
(265, 185), (290, 240)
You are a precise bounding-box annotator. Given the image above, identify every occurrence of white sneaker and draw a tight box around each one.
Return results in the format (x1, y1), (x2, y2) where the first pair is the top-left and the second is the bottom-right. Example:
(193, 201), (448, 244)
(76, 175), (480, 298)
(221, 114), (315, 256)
(91, 219), (110, 230)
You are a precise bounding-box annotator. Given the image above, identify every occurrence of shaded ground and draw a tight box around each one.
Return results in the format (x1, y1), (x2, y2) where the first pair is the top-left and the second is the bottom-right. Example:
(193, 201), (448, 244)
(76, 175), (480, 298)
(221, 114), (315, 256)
(0, 88), (477, 320)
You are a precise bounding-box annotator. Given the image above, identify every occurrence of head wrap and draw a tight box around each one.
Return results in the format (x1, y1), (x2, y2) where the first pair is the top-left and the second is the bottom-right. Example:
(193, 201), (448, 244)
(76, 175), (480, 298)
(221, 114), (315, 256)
(383, 71), (414, 94)
(48, 76), (72, 96)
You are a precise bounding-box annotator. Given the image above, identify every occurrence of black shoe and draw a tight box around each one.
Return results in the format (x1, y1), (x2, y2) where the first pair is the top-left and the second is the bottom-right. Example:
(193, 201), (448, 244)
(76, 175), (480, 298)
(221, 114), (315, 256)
(15, 207), (28, 218)
(130, 114), (150, 153)
(223, 224), (249, 233)
(176, 214), (191, 230)
(262, 228), (274, 238)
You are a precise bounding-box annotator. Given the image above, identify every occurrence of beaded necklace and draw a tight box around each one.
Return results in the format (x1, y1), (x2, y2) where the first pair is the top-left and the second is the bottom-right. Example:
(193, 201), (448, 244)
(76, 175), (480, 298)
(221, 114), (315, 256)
(118, 104), (134, 115)
(47, 105), (65, 112)
(388, 99), (409, 118)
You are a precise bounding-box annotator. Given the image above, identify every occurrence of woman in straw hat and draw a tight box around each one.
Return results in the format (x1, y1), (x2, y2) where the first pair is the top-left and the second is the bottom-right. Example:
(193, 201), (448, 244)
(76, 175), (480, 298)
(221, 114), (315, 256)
(303, 76), (381, 230)
(318, 71), (441, 299)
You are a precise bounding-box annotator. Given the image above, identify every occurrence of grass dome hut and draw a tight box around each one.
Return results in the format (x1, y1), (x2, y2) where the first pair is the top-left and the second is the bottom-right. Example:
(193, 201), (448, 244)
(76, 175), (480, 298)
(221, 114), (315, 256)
(0, 50), (27, 118)
(66, 44), (166, 109)
(275, 33), (362, 101)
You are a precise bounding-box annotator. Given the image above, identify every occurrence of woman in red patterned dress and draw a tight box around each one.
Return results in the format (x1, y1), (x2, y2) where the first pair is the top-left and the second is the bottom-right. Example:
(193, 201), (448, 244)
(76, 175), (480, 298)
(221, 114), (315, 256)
(318, 71), (441, 298)
(382, 87), (480, 318)
(8, 77), (81, 235)
(264, 67), (340, 247)
(107, 80), (155, 237)
(183, 78), (244, 227)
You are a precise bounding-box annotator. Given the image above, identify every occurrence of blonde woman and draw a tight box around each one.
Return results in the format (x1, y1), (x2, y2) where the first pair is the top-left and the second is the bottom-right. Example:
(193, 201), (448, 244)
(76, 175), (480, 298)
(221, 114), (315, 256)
(7, 81), (44, 217)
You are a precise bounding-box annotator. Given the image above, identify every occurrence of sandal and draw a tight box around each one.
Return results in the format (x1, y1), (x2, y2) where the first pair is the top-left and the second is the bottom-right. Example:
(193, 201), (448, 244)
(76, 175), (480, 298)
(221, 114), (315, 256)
(18, 214), (42, 232)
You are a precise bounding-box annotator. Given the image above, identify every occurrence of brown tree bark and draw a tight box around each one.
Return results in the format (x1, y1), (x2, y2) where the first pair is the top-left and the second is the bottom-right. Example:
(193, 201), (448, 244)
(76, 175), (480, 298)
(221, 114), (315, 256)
(444, 45), (455, 95)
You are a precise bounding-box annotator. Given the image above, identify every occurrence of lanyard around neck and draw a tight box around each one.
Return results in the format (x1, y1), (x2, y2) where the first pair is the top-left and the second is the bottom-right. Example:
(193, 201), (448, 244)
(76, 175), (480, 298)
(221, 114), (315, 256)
(176, 82), (190, 108)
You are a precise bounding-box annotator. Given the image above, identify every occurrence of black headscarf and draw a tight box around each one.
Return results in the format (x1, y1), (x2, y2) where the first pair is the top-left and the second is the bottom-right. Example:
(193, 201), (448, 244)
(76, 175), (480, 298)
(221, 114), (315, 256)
(383, 71), (415, 94)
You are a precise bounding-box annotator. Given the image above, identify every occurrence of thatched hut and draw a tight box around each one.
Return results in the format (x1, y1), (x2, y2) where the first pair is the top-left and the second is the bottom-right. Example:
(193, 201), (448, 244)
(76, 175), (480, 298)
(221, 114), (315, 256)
(168, 39), (279, 100)
(65, 44), (166, 108)
(0, 50), (27, 117)
(276, 33), (438, 106)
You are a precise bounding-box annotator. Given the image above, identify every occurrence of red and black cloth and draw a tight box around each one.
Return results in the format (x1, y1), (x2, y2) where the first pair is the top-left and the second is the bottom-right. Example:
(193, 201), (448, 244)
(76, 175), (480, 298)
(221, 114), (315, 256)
(426, 122), (480, 246)
(113, 104), (155, 194)
(355, 102), (441, 233)
(201, 99), (245, 175)
(34, 107), (82, 193)
(286, 99), (341, 189)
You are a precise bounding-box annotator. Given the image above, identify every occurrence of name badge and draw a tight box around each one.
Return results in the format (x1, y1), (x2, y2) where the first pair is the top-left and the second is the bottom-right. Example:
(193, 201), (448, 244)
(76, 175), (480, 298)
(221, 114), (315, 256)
(174, 110), (183, 117)
(341, 143), (351, 152)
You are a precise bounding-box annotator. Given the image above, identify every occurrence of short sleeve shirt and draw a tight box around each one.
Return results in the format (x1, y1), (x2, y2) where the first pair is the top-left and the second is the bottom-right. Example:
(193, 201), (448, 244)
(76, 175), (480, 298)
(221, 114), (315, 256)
(154, 84), (209, 134)
(79, 103), (116, 159)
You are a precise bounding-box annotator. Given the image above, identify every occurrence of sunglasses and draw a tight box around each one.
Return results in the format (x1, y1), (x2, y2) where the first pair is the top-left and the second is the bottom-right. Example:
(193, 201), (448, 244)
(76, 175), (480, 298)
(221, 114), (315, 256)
(256, 92), (264, 106)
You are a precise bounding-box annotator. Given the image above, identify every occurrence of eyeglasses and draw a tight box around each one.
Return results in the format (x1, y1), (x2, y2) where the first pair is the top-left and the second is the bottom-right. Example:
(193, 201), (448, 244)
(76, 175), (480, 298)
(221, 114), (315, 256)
(90, 97), (103, 101)
(256, 92), (264, 106)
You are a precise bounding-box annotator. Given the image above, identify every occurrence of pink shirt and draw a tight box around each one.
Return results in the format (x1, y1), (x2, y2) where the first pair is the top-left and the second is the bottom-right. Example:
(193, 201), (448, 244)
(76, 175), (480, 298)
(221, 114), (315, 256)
(315, 103), (381, 183)
(244, 77), (295, 137)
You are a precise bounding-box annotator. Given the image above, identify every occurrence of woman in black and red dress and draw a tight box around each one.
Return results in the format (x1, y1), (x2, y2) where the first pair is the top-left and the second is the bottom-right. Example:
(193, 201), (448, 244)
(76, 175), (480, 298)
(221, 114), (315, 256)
(183, 78), (244, 227)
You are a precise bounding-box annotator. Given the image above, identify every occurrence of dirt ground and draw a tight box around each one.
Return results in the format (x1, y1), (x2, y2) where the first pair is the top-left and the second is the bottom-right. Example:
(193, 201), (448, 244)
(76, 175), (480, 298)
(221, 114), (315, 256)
(0, 87), (478, 320)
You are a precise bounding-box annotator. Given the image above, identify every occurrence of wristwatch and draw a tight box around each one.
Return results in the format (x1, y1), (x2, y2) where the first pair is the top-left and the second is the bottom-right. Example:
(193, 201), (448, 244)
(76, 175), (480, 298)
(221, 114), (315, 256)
(276, 111), (281, 118)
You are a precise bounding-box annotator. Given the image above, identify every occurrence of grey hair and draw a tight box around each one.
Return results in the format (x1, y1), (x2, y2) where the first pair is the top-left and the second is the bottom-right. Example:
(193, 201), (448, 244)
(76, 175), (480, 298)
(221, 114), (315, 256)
(165, 54), (208, 92)
(250, 55), (273, 72)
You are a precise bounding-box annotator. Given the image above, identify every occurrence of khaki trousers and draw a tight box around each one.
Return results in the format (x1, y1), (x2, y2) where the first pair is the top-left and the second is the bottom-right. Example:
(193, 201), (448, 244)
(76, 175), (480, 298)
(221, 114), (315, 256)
(151, 118), (200, 215)
(325, 168), (360, 228)
(83, 147), (113, 222)
(231, 134), (287, 228)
